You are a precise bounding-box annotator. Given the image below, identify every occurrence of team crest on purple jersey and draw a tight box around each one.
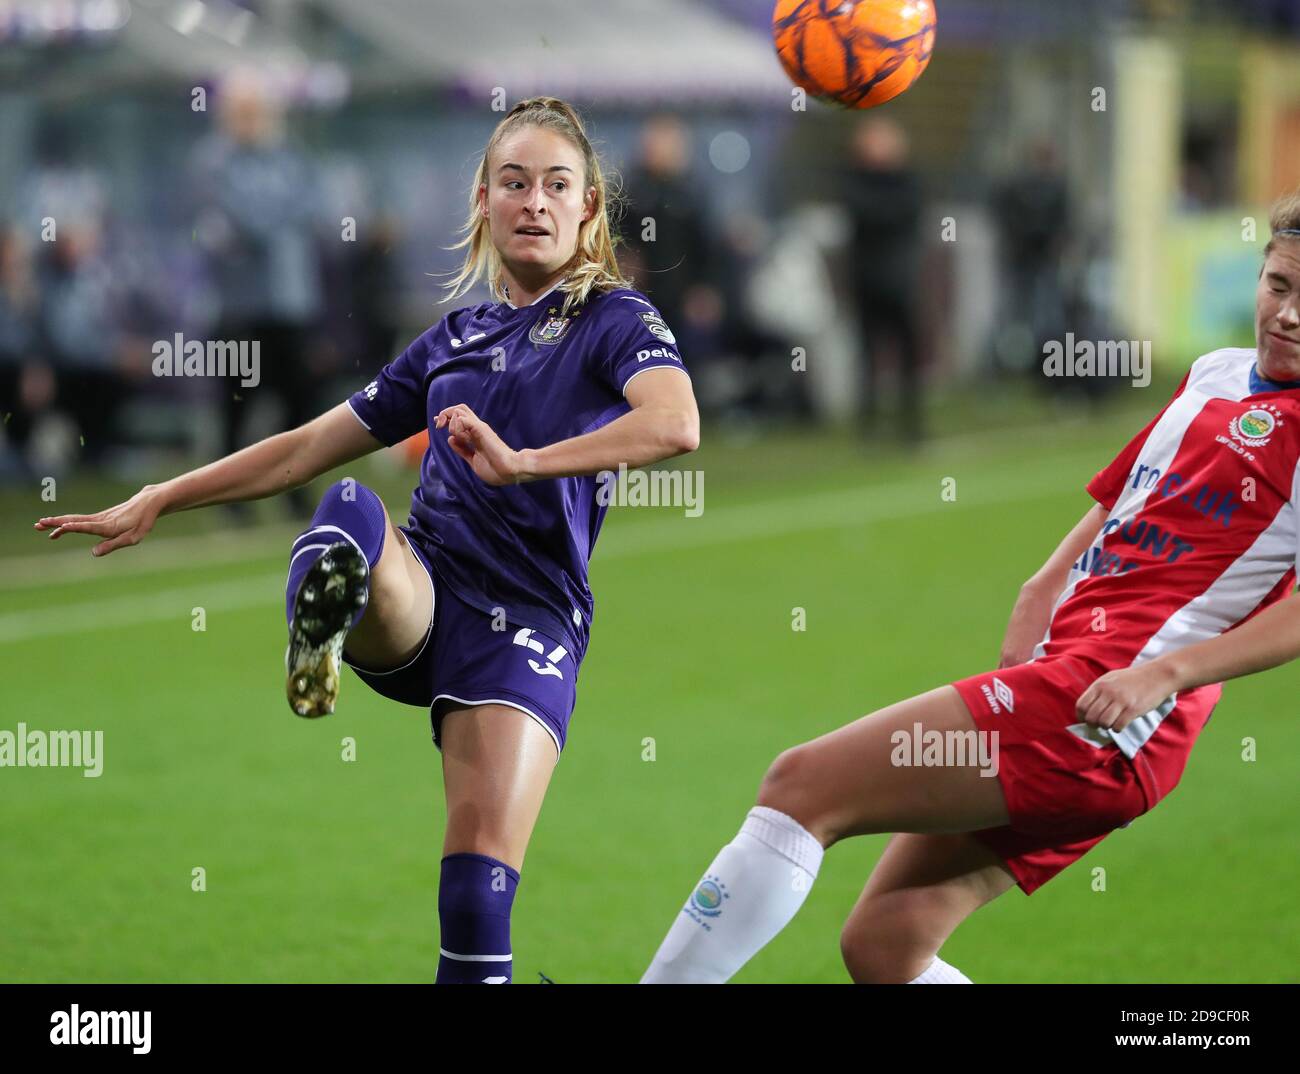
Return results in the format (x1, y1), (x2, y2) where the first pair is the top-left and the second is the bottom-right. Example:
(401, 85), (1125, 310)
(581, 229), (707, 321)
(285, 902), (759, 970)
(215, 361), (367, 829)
(346, 286), (689, 659)
(529, 310), (574, 346)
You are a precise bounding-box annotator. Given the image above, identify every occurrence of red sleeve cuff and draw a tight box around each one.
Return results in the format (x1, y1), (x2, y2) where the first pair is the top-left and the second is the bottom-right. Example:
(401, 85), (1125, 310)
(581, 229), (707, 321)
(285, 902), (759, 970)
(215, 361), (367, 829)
(1085, 472), (1117, 510)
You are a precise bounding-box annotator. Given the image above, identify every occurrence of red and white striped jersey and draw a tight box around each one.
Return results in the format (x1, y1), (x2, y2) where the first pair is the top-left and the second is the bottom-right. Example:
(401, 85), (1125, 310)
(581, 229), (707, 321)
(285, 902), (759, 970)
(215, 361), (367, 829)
(1034, 348), (1300, 757)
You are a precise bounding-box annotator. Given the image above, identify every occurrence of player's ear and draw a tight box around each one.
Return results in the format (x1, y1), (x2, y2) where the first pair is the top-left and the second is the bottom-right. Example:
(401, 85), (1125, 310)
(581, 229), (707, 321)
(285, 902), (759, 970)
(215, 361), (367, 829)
(478, 181), (489, 218)
(581, 186), (596, 222)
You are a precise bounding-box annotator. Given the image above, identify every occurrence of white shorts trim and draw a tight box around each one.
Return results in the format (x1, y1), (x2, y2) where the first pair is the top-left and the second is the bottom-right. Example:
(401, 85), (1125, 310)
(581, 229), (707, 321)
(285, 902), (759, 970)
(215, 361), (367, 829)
(432, 693), (561, 760)
(1064, 722), (1113, 749)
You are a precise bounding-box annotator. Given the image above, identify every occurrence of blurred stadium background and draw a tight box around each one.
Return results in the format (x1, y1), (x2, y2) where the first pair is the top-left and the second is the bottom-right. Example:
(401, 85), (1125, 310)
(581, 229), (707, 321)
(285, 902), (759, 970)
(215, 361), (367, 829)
(1, 0), (1298, 982)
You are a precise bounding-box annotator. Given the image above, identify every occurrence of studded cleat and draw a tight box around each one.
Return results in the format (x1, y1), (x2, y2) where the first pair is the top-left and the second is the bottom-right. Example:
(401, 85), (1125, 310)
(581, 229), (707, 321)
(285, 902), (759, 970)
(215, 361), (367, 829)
(286, 540), (368, 718)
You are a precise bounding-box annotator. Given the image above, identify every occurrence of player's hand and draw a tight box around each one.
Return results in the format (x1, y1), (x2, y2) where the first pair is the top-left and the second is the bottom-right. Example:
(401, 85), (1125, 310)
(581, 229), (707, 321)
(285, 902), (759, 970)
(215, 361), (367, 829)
(434, 404), (524, 486)
(1076, 661), (1179, 733)
(33, 485), (165, 557)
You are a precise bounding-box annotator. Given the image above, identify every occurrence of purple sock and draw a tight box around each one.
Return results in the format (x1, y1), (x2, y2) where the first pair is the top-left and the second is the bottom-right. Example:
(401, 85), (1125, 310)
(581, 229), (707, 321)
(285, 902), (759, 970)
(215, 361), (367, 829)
(436, 853), (520, 984)
(284, 479), (387, 629)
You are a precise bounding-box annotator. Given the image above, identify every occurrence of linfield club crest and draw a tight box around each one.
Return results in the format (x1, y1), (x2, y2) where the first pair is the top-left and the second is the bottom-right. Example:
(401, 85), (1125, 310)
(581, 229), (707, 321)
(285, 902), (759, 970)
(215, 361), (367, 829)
(529, 306), (576, 346)
(691, 875), (729, 918)
(1229, 404), (1283, 448)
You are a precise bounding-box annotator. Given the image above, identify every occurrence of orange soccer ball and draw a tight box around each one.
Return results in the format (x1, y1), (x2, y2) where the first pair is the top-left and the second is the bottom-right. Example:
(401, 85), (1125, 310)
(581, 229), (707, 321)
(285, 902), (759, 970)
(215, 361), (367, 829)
(772, 0), (937, 110)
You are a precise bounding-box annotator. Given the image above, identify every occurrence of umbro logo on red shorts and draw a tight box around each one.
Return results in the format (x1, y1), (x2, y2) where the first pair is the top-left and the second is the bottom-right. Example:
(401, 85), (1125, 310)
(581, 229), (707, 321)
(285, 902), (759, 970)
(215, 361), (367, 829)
(980, 676), (1015, 715)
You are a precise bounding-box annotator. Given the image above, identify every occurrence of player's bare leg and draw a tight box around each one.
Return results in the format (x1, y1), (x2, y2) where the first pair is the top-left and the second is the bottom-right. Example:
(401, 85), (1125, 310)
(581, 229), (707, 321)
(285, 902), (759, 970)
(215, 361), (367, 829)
(435, 703), (558, 982)
(755, 685), (1010, 841)
(642, 685), (1010, 982)
(440, 703), (557, 869)
(286, 481), (432, 717)
(338, 512), (433, 668)
(840, 832), (1016, 983)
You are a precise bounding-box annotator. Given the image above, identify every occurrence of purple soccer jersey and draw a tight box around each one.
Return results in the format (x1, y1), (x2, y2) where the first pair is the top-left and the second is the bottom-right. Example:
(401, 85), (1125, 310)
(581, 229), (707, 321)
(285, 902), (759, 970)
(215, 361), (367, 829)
(346, 284), (688, 659)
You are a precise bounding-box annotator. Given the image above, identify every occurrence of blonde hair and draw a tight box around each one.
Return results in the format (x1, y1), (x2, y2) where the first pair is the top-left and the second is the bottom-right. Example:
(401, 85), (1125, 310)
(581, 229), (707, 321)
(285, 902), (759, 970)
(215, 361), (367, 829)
(1264, 190), (1300, 258)
(444, 97), (631, 315)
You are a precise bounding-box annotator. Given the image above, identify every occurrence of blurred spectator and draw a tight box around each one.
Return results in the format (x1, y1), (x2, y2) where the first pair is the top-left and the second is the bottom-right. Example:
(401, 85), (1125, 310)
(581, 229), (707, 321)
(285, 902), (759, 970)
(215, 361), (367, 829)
(1178, 119), (1236, 211)
(189, 69), (325, 518)
(349, 213), (402, 366)
(991, 138), (1070, 381)
(2, 116), (175, 472)
(842, 116), (925, 440)
(748, 205), (859, 425)
(1233, 0), (1300, 31)
(621, 115), (723, 380)
(0, 228), (44, 467)
(710, 212), (791, 419)
(316, 198), (402, 379)
(37, 215), (139, 463)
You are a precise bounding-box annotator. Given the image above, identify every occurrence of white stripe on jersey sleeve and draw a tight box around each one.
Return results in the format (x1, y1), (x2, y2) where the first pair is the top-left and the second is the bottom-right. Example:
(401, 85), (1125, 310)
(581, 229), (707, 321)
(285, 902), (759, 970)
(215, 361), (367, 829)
(345, 398), (372, 430)
(1104, 347), (1292, 760)
(1030, 348), (1259, 663)
(1107, 349), (1256, 521)
(617, 295), (659, 311)
(1129, 491), (1296, 668)
(1111, 483), (1297, 758)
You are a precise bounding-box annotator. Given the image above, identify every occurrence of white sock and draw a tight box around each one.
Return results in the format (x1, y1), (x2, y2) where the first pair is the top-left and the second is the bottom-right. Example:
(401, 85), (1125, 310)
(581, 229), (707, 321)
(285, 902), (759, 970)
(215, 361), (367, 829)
(908, 956), (972, 984)
(641, 806), (824, 983)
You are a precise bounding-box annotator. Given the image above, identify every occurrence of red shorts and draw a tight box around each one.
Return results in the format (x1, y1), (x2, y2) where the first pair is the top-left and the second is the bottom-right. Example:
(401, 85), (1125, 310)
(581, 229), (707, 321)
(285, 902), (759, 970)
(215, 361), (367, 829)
(951, 654), (1220, 895)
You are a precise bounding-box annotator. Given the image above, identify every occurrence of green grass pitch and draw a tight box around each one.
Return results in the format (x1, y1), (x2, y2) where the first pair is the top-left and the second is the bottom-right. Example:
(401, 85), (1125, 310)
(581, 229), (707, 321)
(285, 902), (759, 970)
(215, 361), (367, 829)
(2, 412), (1296, 983)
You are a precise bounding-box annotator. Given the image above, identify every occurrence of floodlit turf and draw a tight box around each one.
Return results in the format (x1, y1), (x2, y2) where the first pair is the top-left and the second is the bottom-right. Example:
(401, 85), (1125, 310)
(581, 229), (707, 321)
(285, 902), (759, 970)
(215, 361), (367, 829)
(2, 409), (1296, 983)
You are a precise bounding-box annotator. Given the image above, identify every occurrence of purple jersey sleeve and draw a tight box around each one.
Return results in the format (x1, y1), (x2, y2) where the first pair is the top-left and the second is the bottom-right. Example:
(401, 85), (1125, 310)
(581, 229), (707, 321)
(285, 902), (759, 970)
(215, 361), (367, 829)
(592, 293), (689, 396)
(347, 332), (432, 446)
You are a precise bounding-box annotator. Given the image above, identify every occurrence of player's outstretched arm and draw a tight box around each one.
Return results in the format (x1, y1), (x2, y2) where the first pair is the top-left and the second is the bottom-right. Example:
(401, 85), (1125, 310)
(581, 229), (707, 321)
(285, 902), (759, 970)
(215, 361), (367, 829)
(33, 402), (381, 557)
(433, 367), (700, 486)
(999, 502), (1108, 667)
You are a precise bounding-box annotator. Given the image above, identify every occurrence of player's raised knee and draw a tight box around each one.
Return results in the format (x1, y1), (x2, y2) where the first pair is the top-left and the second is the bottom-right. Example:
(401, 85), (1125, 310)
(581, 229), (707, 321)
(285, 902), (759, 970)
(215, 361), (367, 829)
(755, 744), (808, 808)
(840, 923), (883, 983)
(840, 906), (935, 984)
(318, 477), (380, 509)
(755, 744), (836, 843)
(840, 927), (908, 984)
